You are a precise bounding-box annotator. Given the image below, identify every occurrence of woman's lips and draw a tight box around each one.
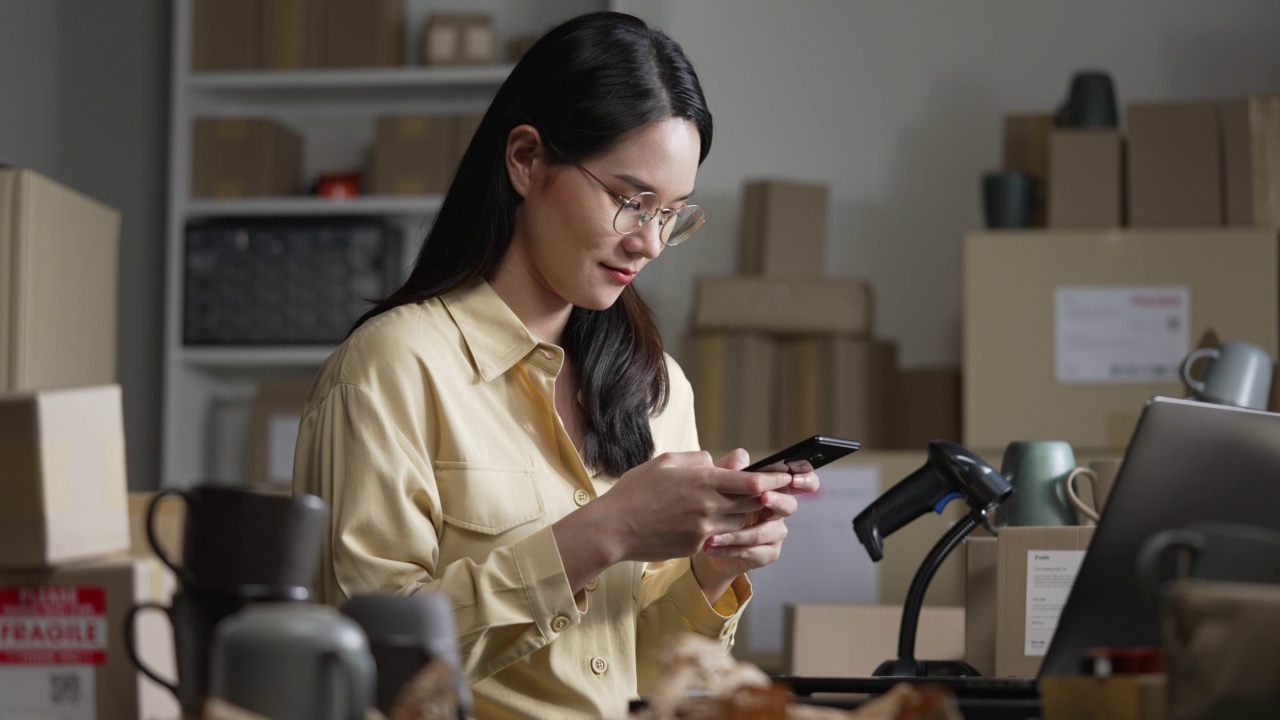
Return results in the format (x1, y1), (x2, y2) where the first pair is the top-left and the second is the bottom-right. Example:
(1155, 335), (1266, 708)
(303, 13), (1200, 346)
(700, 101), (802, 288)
(604, 264), (636, 285)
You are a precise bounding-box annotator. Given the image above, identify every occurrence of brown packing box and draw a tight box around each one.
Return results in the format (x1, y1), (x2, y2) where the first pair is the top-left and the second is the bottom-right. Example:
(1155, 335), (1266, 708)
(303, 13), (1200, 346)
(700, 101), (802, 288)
(738, 180), (828, 276)
(1002, 114), (1054, 226)
(261, 0), (325, 69)
(422, 14), (497, 66)
(0, 555), (178, 720)
(1221, 95), (1280, 227)
(690, 332), (776, 453)
(994, 526), (1095, 677)
(0, 385), (130, 568)
(964, 537), (998, 676)
(372, 115), (459, 195)
(191, 118), (303, 198)
(894, 367), (961, 448)
(963, 229), (1279, 450)
(191, 0), (262, 71)
(249, 379), (313, 487)
(784, 604), (964, 677)
(0, 168), (121, 392)
(1126, 101), (1222, 227)
(324, 0), (403, 68)
(1047, 129), (1123, 228)
(455, 113), (484, 166)
(775, 337), (897, 449)
(694, 276), (872, 335)
(1039, 674), (1165, 720)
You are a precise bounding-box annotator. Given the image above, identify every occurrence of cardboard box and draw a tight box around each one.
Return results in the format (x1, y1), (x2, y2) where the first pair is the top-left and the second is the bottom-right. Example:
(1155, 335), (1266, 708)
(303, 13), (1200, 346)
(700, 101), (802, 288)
(249, 379), (312, 487)
(0, 168), (121, 392)
(784, 603), (965, 677)
(0, 385), (130, 568)
(691, 332), (776, 453)
(775, 337), (897, 449)
(963, 229), (1279, 450)
(261, 0), (324, 69)
(191, 0), (261, 71)
(1221, 95), (1280, 227)
(738, 180), (828, 277)
(694, 276), (872, 335)
(0, 555), (178, 720)
(371, 115), (458, 195)
(422, 14), (496, 66)
(1040, 674), (1166, 720)
(1002, 114), (1054, 226)
(191, 118), (303, 198)
(1047, 129), (1123, 228)
(964, 537), (998, 676)
(1126, 102), (1222, 227)
(994, 526), (1095, 677)
(893, 366), (961, 448)
(324, 0), (402, 67)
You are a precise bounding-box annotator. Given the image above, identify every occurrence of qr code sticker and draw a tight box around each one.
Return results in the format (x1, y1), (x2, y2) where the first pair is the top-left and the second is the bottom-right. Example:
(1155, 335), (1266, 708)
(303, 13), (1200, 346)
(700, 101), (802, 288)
(50, 672), (81, 705)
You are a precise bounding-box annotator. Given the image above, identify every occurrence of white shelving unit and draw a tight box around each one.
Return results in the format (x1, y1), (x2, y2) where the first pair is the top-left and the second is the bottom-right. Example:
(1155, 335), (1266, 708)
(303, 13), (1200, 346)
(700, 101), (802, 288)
(162, 0), (612, 488)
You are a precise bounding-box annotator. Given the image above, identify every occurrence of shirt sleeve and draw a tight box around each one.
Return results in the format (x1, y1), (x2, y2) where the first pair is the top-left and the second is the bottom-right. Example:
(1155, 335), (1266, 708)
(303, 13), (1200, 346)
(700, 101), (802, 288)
(293, 381), (582, 684)
(631, 356), (754, 694)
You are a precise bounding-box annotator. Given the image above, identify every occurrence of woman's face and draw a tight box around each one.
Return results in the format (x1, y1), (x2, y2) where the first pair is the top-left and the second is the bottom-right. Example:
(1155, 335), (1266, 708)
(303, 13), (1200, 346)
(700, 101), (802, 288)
(509, 118), (701, 312)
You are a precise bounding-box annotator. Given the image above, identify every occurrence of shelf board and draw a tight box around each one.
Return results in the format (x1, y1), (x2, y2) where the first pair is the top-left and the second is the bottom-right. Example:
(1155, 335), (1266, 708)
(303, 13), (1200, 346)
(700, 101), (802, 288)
(182, 345), (337, 368)
(188, 65), (514, 92)
(185, 195), (442, 218)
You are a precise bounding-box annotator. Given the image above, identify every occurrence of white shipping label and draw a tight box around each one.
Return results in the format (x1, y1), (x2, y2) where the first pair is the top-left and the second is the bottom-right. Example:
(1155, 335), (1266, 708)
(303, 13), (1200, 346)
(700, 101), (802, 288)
(0, 665), (95, 720)
(1055, 286), (1189, 383)
(1025, 550), (1086, 656)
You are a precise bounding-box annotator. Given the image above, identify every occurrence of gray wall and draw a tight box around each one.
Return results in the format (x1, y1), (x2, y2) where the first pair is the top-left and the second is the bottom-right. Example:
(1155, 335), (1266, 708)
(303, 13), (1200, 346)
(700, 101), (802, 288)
(1, 0), (168, 490)
(4, 1), (1280, 488)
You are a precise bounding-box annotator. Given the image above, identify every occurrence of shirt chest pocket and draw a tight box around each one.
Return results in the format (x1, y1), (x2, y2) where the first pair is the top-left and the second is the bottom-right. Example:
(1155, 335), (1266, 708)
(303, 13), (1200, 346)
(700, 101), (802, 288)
(434, 461), (545, 534)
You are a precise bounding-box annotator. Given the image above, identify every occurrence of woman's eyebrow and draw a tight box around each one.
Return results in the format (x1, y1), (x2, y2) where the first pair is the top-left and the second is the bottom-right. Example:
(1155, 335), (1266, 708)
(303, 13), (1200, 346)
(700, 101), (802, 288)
(614, 173), (695, 202)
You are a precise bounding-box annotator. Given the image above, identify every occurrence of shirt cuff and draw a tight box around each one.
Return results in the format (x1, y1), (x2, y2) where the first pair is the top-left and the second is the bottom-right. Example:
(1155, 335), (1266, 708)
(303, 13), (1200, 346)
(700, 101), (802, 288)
(667, 559), (753, 638)
(512, 525), (583, 640)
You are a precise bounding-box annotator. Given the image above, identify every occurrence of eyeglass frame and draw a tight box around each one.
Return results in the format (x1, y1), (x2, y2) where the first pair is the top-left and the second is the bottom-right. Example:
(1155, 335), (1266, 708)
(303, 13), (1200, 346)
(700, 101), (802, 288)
(563, 156), (705, 247)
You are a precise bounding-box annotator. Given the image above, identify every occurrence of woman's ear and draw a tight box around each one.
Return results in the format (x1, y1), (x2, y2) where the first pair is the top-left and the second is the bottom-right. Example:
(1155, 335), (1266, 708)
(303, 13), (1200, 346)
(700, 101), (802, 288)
(506, 124), (542, 199)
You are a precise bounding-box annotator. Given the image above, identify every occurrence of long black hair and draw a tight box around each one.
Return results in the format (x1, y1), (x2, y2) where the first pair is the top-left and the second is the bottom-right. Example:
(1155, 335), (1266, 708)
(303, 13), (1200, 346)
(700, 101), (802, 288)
(354, 12), (713, 477)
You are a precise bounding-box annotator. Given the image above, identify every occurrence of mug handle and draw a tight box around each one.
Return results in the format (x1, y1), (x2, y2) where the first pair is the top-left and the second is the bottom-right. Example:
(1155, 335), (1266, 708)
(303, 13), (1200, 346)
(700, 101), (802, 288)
(124, 601), (179, 697)
(146, 489), (193, 586)
(1063, 468), (1100, 524)
(1180, 347), (1219, 394)
(1136, 529), (1204, 607)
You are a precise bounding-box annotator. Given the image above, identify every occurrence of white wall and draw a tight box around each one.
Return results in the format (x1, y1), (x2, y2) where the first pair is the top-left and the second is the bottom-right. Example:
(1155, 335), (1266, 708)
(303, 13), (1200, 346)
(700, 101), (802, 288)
(623, 0), (1280, 367)
(1, 0), (169, 491)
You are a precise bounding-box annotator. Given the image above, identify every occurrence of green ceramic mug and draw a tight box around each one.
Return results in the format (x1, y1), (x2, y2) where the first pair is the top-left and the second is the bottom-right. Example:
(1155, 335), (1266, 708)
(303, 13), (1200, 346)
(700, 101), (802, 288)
(995, 440), (1079, 528)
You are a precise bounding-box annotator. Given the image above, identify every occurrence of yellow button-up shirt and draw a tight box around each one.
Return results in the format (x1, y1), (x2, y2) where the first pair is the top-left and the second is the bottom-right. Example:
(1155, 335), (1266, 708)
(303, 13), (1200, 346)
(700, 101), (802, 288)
(293, 280), (750, 720)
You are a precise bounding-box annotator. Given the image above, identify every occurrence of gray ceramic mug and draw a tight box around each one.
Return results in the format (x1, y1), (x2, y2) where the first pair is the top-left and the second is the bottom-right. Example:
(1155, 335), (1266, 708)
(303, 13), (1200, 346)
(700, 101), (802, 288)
(995, 440), (1078, 528)
(209, 603), (375, 720)
(1138, 521), (1280, 605)
(1180, 340), (1273, 410)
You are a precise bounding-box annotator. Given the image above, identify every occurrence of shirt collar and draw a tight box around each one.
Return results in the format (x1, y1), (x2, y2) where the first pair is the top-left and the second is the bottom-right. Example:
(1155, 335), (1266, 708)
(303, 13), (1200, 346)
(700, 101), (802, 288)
(441, 279), (562, 381)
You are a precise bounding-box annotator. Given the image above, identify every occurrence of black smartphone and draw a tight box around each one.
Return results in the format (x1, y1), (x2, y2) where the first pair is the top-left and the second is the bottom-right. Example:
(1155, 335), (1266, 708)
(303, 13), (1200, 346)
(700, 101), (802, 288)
(743, 435), (861, 474)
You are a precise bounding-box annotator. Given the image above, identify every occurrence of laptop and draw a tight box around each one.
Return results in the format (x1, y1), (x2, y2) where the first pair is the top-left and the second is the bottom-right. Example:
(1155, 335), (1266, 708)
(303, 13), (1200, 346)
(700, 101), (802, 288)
(781, 396), (1280, 705)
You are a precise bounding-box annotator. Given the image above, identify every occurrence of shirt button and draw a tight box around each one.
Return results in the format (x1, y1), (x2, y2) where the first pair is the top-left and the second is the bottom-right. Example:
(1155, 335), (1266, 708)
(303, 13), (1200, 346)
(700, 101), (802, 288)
(585, 577), (599, 591)
(551, 615), (570, 632)
(573, 489), (591, 506)
(590, 656), (608, 675)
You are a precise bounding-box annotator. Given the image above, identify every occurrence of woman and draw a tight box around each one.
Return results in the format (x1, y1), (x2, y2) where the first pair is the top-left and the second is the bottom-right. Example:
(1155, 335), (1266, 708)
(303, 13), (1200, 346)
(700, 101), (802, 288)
(293, 11), (820, 719)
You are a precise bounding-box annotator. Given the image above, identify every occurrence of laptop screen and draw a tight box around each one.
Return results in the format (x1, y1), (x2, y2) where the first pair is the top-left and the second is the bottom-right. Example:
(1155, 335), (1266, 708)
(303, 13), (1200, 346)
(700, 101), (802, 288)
(1040, 396), (1280, 675)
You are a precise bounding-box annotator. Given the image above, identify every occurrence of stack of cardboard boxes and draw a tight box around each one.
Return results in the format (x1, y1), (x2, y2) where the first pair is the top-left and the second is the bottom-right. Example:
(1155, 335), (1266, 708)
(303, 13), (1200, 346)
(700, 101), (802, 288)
(691, 180), (961, 453)
(959, 95), (1280, 679)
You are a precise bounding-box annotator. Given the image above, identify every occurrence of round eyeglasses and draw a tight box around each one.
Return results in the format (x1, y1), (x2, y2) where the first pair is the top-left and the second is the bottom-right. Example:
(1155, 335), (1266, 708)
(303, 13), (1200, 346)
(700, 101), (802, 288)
(567, 157), (706, 247)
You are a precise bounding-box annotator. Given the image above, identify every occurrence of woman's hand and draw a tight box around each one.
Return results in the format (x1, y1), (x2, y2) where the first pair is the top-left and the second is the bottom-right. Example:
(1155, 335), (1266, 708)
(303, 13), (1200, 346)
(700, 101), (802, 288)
(554, 450), (793, 593)
(690, 449), (821, 602)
